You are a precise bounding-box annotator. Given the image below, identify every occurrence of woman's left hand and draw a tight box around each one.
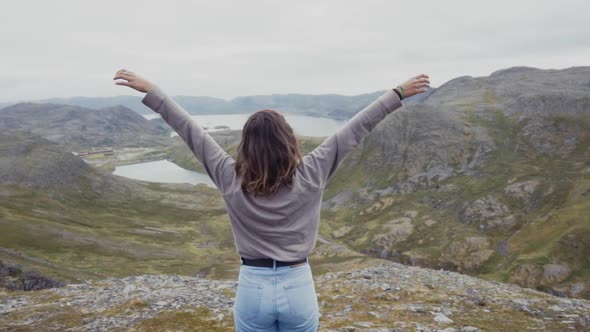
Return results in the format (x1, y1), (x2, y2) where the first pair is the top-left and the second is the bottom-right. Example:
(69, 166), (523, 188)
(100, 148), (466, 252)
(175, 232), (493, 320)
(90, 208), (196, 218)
(113, 69), (154, 93)
(399, 74), (430, 98)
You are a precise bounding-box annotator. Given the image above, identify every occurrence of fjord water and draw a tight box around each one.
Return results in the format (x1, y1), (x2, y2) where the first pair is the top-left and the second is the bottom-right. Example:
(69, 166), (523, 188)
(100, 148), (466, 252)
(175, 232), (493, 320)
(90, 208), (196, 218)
(144, 113), (346, 137)
(114, 113), (344, 185)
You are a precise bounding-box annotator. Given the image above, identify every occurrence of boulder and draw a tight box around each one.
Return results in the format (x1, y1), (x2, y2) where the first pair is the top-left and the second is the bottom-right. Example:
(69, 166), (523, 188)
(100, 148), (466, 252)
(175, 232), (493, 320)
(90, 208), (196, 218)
(460, 195), (517, 231)
(541, 264), (572, 285)
(508, 263), (543, 288)
(373, 218), (414, 258)
(331, 226), (353, 239)
(0, 262), (63, 291)
(440, 237), (495, 271)
(504, 180), (540, 200)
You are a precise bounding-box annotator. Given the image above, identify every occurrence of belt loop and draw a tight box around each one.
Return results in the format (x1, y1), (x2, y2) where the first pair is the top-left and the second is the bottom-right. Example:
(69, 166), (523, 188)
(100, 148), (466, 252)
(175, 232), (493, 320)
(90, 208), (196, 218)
(273, 259), (276, 271)
(240, 257), (243, 265)
(306, 256), (309, 265)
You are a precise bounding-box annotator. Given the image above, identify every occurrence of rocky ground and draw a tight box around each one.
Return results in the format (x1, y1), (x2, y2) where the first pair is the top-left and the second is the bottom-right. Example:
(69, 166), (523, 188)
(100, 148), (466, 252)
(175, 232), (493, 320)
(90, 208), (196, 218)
(1, 261), (589, 331)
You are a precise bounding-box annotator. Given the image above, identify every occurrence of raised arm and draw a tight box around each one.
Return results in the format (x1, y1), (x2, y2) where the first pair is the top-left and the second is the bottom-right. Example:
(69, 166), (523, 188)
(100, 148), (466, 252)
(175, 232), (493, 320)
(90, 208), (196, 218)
(113, 69), (234, 192)
(301, 74), (430, 188)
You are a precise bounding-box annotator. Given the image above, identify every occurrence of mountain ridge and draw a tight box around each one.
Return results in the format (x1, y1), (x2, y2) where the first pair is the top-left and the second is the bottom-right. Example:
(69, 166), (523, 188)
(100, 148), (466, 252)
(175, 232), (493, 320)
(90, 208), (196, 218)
(0, 103), (174, 150)
(2, 66), (585, 118)
(1, 90), (390, 118)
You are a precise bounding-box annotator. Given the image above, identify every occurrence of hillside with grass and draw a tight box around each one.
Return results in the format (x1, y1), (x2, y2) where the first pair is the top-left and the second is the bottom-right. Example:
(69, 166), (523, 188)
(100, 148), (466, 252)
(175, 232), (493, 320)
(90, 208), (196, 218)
(319, 66), (590, 299)
(0, 132), (382, 289)
(0, 132), (234, 282)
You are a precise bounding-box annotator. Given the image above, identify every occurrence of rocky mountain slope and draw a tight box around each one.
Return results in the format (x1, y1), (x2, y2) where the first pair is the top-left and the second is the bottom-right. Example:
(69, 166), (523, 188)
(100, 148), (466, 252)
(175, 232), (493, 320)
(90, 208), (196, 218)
(319, 66), (590, 299)
(1, 261), (590, 331)
(0, 103), (173, 150)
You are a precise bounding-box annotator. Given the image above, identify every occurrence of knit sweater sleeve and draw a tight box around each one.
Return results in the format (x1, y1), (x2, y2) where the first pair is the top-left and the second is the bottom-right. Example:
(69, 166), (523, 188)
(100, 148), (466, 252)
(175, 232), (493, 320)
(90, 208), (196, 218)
(141, 86), (235, 192)
(301, 89), (402, 188)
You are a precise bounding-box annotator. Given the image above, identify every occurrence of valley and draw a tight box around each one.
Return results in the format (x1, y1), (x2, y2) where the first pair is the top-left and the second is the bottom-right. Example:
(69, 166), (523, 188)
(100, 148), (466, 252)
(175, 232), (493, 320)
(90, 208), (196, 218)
(1, 66), (589, 330)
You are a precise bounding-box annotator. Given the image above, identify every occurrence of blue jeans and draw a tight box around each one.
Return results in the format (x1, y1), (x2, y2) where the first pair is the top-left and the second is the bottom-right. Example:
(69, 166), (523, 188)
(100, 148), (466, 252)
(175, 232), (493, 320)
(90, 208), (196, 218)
(233, 257), (319, 331)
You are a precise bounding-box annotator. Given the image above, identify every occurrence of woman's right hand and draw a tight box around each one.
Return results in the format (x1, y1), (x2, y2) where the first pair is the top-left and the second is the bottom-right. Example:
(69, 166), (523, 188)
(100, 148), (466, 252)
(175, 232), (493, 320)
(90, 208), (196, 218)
(399, 74), (430, 98)
(113, 69), (154, 93)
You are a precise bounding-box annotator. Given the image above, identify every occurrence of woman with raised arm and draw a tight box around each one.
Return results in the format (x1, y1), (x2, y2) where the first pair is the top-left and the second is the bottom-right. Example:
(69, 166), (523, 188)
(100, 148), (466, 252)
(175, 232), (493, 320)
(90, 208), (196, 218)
(114, 69), (429, 332)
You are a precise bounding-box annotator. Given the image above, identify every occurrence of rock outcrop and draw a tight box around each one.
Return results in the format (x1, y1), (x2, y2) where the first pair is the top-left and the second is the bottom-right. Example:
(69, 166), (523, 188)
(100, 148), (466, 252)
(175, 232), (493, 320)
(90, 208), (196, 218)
(439, 237), (495, 272)
(0, 262), (63, 291)
(459, 195), (518, 231)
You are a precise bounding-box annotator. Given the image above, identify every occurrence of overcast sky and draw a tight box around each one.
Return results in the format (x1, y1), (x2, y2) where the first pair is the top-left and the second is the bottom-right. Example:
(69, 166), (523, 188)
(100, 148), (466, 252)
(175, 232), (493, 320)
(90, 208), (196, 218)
(1, 0), (589, 101)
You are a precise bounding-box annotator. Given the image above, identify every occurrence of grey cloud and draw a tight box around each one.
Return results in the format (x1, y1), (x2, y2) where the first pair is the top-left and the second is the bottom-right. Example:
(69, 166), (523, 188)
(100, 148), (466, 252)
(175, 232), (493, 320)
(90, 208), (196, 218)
(0, 0), (588, 101)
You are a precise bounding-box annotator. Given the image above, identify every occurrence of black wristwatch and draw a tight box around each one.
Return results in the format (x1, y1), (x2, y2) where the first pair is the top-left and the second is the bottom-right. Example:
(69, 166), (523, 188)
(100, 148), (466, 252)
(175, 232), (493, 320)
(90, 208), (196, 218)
(392, 87), (404, 100)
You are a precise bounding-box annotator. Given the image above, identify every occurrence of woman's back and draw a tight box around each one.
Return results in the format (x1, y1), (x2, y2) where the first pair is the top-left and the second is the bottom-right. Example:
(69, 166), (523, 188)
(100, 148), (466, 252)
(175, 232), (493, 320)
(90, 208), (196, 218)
(222, 157), (325, 261)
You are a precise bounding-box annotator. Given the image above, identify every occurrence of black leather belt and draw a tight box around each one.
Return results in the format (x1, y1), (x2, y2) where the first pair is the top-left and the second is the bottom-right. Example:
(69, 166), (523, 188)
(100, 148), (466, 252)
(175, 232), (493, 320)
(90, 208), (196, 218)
(240, 256), (307, 268)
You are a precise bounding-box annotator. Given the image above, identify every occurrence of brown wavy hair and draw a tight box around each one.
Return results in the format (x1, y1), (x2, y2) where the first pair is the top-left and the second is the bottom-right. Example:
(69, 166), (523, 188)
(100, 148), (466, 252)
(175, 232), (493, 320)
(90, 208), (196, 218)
(235, 109), (302, 196)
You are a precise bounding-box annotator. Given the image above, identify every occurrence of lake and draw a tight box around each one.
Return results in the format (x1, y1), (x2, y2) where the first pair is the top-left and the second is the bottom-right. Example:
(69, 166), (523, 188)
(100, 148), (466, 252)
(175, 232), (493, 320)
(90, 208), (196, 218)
(113, 160), (216, 187)
(144, 113), (345, 137)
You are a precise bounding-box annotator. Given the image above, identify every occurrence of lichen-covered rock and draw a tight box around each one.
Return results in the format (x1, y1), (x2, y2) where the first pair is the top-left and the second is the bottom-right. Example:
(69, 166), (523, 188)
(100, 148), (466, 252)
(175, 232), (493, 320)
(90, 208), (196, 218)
(508, 263), (543, 288)
(522, 118), (582, 156)
(460, 195), (518, 231)
(541, 264), (572, 285)
(504, 180), (540, 200)
(439, 237), (495, 272)
(373, 218), (414, 258)
(331, 226), (353, 239)
(0, 262), (63, 291)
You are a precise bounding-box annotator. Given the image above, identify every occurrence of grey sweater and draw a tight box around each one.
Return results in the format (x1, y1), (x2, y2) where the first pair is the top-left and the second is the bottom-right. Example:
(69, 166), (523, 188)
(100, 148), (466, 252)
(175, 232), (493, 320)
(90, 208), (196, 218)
(142, 86), (402, 261)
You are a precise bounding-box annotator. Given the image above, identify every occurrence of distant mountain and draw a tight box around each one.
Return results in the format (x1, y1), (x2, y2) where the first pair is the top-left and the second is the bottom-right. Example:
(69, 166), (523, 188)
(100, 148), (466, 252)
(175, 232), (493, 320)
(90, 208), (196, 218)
(320, 66), (590, 299)
(230, 91), (387, 119)
(11, 90), (401, 119)
(0, 103), (173, 150)
(37, 95), (233, 116)
(38, 95), (151, 114)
